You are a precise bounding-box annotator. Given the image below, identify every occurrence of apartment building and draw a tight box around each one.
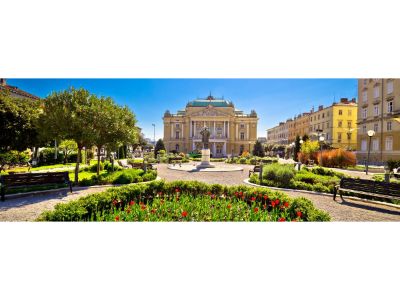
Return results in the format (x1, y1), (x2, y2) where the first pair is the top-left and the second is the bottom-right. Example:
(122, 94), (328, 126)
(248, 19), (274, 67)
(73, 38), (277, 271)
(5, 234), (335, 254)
(356, 79), (400, 164)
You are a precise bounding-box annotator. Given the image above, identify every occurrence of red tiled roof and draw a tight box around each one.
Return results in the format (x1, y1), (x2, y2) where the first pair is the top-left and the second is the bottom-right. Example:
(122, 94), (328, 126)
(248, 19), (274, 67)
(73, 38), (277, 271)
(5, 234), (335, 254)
(0, 84), (40, 100)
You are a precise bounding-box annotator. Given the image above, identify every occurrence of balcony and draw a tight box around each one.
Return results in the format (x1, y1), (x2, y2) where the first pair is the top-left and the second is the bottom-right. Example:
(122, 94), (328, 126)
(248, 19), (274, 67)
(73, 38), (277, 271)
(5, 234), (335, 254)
(372, 98), (381, 105)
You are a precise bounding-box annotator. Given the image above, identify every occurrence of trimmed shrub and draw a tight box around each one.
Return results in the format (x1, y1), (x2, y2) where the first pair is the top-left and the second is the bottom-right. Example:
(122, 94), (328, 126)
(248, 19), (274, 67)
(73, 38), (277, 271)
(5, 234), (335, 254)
(318, 149), (356, 168)
(263, 164), (295, 186)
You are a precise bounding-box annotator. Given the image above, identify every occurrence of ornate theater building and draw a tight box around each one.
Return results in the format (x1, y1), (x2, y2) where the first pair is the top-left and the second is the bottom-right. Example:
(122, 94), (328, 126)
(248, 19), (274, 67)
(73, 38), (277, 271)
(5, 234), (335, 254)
(163, 95), (258, 157)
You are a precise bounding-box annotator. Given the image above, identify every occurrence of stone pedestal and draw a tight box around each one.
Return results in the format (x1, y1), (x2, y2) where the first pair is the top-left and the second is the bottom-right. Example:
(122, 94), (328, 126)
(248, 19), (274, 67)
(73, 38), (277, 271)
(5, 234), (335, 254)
(196, 149), (215, 169)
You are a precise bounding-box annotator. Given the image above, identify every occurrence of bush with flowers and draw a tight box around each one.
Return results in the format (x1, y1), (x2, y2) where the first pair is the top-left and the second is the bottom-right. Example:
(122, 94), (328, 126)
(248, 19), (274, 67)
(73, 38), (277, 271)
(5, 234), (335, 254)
(37, 180), (330, 221)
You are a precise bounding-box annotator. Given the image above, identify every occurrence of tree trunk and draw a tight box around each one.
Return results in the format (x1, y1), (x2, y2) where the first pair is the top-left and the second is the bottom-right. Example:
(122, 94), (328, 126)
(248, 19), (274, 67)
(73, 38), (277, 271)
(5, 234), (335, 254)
(97, 146), (101, 176)
(75, 146), (82, 185)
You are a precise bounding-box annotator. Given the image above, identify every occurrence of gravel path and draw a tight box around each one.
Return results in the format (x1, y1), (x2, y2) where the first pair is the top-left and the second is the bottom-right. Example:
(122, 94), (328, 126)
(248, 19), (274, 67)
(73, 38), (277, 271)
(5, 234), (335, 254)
(0, 186), (112, 221)
(1, 162), (399, 221)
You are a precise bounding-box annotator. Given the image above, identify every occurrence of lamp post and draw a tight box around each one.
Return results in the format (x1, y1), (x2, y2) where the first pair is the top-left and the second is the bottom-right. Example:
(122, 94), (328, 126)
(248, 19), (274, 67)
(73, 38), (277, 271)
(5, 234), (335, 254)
(319, 136), (325, 165)
(366, 130), (376, 175)
(290, 142), (295, 160)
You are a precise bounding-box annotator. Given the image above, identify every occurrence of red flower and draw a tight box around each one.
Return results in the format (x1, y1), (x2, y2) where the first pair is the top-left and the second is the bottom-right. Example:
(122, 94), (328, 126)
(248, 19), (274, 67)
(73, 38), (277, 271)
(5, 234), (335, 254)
(207, 191), (211, 195)
(263, 204), (267, 209)
(112, 199), (118, 206)
(278, 217), (286, 222)
(211, 194), (215, 199)
(115, 215), (120, 221)
(227, 204), (232, 209)
(275, 199), (280, 205)
(284, 202), (289, 208)
(271, 201), (276, 208)
(263, 195), (268, 200)
(129, 200), (135, 206)
(234, 192), (239, 197)
(151, 209), (156, 214)
(254, 207), (259, 213)
(251, 197), (256, 202)
(175, 188), (180, 193)
(296, 211), (302, 218)
(141, 205), (146, 210)
(182, 211), (188, 217)
(239, 191), (243, 196)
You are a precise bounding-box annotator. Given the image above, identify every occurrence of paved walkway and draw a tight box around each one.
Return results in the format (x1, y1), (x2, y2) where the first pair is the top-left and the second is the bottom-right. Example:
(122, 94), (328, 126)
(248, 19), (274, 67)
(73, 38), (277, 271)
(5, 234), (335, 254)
(1, 162), (399, 221)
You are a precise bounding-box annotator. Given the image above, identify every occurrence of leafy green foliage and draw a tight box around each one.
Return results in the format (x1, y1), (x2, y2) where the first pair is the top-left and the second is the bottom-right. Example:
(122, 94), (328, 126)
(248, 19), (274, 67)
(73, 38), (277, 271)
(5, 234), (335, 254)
(252, 140), (265, 157)
(262, 163), (295, 186)
(37, 180), (330, 222)
(155, 139), (166, 156)
(0, 91), (41, 151)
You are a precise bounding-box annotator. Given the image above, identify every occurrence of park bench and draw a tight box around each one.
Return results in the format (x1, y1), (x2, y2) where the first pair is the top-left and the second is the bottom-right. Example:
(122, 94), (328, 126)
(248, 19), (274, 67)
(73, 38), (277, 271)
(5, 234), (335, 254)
(129, 162), (157, 171)
(249, 165), (261, 177)
(333, 177), (400, 202)
(0, 171), (72, 201)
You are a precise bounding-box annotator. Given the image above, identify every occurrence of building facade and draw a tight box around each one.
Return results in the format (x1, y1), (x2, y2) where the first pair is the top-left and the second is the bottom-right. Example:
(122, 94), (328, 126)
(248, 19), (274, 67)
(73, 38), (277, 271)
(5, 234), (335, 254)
(163, 96), (258, 157)
(356, 79), (400, 164)
(308, 98), (358, 149)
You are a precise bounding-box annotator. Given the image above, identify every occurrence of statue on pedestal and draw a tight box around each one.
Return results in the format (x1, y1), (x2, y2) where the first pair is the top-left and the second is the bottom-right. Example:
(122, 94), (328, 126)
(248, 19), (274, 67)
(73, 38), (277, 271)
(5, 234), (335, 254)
(200, 127), (210, 149)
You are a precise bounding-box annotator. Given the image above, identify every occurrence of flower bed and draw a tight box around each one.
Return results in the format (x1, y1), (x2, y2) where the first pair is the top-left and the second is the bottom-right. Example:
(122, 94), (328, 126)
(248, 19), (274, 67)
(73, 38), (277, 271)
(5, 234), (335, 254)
(37, 180), (330, 221)
(225, 156), (278, 165)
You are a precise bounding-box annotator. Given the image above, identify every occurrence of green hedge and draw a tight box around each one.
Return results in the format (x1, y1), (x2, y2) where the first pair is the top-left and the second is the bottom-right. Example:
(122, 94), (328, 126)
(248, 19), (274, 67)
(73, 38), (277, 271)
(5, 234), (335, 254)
(37, 180), (330, 222)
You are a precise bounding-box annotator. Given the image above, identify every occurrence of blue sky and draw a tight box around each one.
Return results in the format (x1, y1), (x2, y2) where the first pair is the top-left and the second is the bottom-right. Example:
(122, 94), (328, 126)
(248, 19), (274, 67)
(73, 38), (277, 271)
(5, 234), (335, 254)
(7, 79), (357, 140)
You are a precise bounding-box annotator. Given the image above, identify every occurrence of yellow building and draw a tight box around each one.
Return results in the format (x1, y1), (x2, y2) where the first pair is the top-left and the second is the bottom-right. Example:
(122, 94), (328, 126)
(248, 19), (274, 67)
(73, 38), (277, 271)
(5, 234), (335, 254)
(308, 98), (358, 149)
(163, 95), (258, 157)
(356, 79), (400, 164)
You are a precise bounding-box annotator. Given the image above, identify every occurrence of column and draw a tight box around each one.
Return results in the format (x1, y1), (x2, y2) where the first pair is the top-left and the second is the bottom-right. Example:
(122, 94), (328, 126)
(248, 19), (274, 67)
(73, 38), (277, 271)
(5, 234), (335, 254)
(227, 121), (229, 138)
(213, 121), (216, 138)
(212, 142), (216, 157)
(193, 122), (196, 138)
(223, 142), (226, 156)
(192, 141), (195, 151)
(171, 123), (174, 139)
(236, 124), (239, 139)
(182, 123), (184, 139)
(247, 123), (249, 140)
(223, 121), (226, 138)
(190, 120), (192, 138)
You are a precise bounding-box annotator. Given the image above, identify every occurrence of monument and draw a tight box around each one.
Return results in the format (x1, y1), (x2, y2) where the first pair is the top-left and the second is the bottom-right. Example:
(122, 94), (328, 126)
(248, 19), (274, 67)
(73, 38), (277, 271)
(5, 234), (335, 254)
(196, 127), (215, 169)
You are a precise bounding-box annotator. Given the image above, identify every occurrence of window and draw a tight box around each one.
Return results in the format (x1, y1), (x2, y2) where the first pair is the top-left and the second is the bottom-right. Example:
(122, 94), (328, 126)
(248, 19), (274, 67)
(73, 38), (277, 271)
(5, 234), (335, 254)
(347, 121), (352, 128)
(326, 122), (329, 128)
(338, 110), (343, 115)
(385, 136), (393, 151)
(240, 132), (245, 140)
(175, 123), (180, 128)
(374, 123), (379, 132)
(240, 123), (245, 129)
(322, 123), (324, 130)
(175, 131), (180, 139)
(318, 115), (320, 120)
(338, 120), (342, 128)
(338, 133), (342, 142)
(326, 133), (329, 141)
(362, 90), (368, 102)
(175, 144), (180, 152)
(372, 139), (379, 151)
(322, 113), (325, 118)
(363, 79), (368, 86)
(374, 105), (379, 116)
(347, 132), (352, 140)
(387, 80), (394, 94)
(348, 110), (352, 116)
(362, 108), (367, 118)
(361, 139), (367, 151)
(374, 86), (380, 98)
(388, 101), (393, 113)
(387, 121), (392, 131)
(362, 125), (367, 134)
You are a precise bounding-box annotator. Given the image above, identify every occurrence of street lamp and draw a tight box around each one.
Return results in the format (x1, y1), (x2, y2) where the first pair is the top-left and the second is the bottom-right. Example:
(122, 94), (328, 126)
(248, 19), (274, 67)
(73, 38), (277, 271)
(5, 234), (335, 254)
(319, 136), (325, 165)
(366, 130), (376, 175)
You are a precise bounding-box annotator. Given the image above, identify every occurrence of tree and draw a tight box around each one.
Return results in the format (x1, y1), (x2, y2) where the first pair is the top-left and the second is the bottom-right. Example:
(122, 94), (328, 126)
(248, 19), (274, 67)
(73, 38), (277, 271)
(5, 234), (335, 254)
(154, 139), (166, 156)
(91, 97), (138, 175)
(293, 135), (301, 161)
(302, 134), (309, 142)
(0, 91), (41, 152)
(38, 88), (97, 185)
(58, 139), (78, 164)
(252, 140), (265, 157)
